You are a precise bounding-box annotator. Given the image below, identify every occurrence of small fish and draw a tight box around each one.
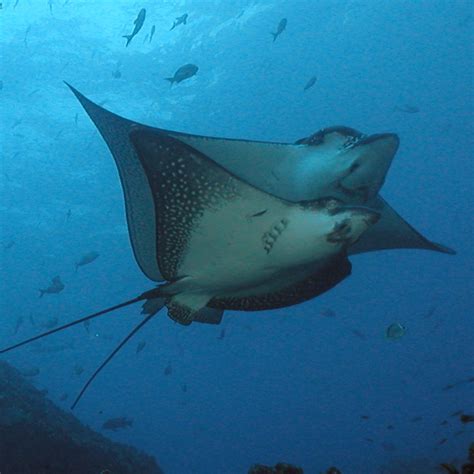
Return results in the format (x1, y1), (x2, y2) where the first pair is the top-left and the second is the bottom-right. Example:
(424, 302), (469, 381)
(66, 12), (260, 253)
(440, 420), (449, 426)
(181, 383), (187, 393)
(66, 209), (72, 220)
(438, 438), (448, 445)
(247, 209), (268, 218)
(13, 316), (24, 335)
(149, 25), (155, 43)
(165, 64), (198, 85)
(442, 378), (471, 390)
(24, 25), (31, 46)
(320, 308), (336, 318)
(112, 60), (122, 79)
(48, 0), (53, 14)
(75, 251), (99, 271)
(304, 76), (317, 91)
(385, 322), (406, 340)
(74, 113), (78, 126)
(450, 410), (463, 417)
(386, 424), (394, 430)
(365, 438), (374, 443)
(217, 328), (226, 340)
(39, 276), (65, 297)
(143, 34), (149, 43)
(83, 320), (90, 334)
(411, 416), (423, 422)
(394, 104), (420, 114)
(170, 13), (188, 31)
(351, 329), (366, 340)
(19, 367), (40, 377)
(360, 415), (370, 420)
(0, 80), (3, 90)
(73, 364), (84, 376)
(102, 416), (133, 431)
(422, 305), (437, 319)
(136, 340), (146, 354)
(39, 317), (58, 329)
(123, 8), (146, 47)
(164, 362), (172, 376)
(460, 414), (474, 424)
(59, 392), (69, 401)
(271, 18), (287, 42)
(381, 442), (396, 452)
(11, 119), (23, 129)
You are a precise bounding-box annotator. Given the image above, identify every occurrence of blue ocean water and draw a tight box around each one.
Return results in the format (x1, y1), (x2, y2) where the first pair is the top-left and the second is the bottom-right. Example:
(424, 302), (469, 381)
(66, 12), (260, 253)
(0, 1), (473, 473)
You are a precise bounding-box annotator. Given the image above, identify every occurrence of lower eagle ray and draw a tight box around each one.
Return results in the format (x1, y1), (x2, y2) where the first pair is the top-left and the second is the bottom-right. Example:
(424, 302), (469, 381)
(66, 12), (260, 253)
(0, 83), (455, 409)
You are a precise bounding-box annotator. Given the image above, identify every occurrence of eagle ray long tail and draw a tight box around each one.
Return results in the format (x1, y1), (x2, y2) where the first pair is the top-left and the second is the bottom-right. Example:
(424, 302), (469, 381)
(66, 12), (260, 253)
(0, 289), (160, 354)
(71, 311), (156, 410)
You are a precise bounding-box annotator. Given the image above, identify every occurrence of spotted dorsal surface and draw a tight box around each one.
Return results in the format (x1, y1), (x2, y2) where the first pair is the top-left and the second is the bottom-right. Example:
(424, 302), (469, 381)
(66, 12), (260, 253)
(129, 126), (294, 282)
(67, 83), (454, 276)
(172, 126), (398, 205)
(130, 127), (379, 324)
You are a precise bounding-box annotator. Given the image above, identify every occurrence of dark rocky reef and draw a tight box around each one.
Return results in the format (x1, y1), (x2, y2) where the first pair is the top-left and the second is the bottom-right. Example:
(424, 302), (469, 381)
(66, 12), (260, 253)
(248, 462), (304, 474)
(0, 360), (163, 474)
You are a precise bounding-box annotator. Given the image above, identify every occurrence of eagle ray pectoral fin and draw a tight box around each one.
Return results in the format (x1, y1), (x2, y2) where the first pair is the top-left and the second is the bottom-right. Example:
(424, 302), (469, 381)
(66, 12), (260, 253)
(193, 307), (224, 325)
(348, 196), (456, 255)
(166, 293), (211, 325)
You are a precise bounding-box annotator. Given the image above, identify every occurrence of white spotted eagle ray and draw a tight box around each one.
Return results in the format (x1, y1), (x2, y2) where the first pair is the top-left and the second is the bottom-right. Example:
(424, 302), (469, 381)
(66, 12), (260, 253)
(0, 84), (455, 409)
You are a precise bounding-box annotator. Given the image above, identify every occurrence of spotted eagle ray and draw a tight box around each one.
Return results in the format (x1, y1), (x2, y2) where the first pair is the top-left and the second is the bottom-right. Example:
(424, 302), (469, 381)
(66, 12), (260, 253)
(0, 83), (454, 409)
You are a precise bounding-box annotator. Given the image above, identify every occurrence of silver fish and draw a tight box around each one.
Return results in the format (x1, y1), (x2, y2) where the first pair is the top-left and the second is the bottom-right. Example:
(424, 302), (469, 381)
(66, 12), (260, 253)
(102, 416), (133, 431)
(385, 322), (407, 340)
(39, 276), (64, 297)
(271, 18), (287, 42)
(165, 64), (198, 85)
(123, 8), (146, 47)
(75, 251), (99, 271)
(304, 76), (317, 91)
(170, 13), (188, 31)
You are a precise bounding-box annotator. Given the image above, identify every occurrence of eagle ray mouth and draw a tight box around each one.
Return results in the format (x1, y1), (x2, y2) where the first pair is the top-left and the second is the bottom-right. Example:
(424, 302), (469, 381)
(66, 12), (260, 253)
(337, 181), (370, 203)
